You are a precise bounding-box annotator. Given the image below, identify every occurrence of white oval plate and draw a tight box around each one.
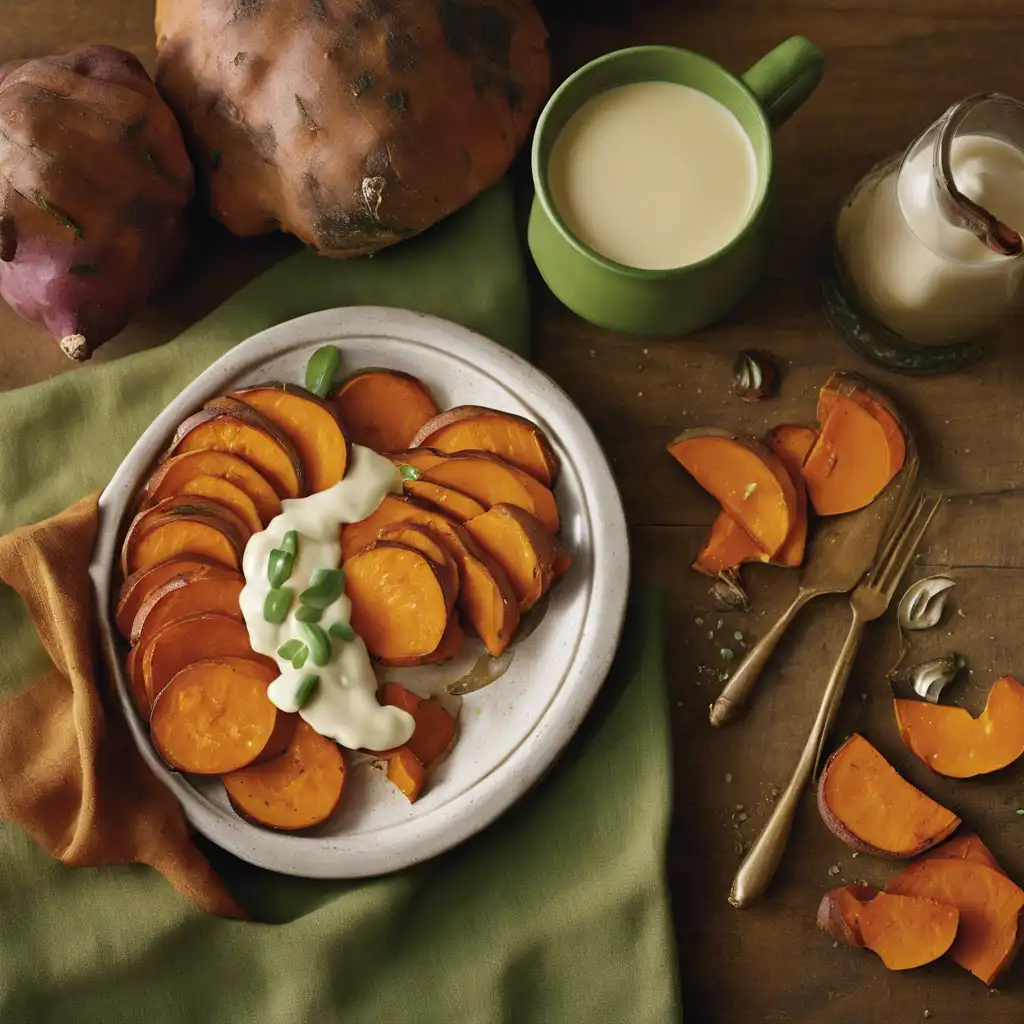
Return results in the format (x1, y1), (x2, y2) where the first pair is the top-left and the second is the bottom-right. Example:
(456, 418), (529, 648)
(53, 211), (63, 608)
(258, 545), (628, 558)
(90, 307), (629, 878)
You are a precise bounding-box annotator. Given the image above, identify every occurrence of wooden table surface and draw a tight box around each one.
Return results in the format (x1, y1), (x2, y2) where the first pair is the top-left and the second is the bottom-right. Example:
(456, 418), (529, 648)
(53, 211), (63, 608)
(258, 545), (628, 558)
(4, 2), (1024, 1021)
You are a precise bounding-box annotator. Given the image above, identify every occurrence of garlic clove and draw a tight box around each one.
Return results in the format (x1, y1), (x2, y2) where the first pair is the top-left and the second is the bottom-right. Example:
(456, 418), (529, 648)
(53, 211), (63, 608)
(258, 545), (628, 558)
(898, 575), (956, 631)
(710, 571), (750, 613)
(908, 653), (966, 703)
(732, 349), (779, 403)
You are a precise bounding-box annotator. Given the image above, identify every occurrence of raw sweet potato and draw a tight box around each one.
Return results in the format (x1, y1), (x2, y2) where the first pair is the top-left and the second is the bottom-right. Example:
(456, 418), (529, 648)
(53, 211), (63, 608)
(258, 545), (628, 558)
(168, 398), (304, 499)
(421, 451), (560, 534)
(887, 858), (1024, 984)
(403, 479), (487, 521)
(331, 370), (440, 452)
(377, 523), (461, 603)
(411, 406), (560, 486)
(767, 423), (817, 567)
(115, 556), (217, 638)
(817, 733), (960, 858)
(143, 449), (281, 525)
(154, 0), (549, 256)
(894, 676), (1024, 778)
(141, 611), (273, 706)
(121, 497), (250, 576)
(222, 720), (346, 830)
(0, 45), (193, 359)
(920, 834), (1008, 876)
(129, 566), (244, 650)
(379, 683), (458, 767)
(803, 373), (906, 516)
(464, 503), (559, 611)
(817, 883), (959, 971)
(667, 428), (798, 558)
(230, 383), (349, 493)
(386, 746), (425, 803)
(164, 475), (263, 534)
(150, 657), (279, 774)
(345, 541), (454, 662)
(341, 494), (519, 654)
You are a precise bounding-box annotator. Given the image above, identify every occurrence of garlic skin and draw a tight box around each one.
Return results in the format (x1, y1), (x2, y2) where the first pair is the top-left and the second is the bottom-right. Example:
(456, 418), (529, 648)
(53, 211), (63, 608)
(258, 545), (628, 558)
(898, 575), (956, 630)
(710, 571), (750, 612)
(732, 349), (779, 403)
(907, 653), (966, 703)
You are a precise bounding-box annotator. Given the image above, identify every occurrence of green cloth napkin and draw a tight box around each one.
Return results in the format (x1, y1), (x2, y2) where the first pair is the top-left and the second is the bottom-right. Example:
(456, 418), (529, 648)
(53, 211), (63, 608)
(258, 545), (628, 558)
(0, 182), (681, 1023)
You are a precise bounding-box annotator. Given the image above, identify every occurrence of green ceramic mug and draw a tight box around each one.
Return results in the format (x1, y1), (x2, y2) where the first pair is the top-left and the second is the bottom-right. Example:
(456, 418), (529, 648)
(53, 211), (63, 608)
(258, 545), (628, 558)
(528, 38), (823, 336)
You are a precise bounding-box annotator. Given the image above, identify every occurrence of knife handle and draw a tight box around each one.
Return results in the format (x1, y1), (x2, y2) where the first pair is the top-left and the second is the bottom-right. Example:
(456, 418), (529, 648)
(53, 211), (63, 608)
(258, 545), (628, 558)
(709, 588), (814, 727)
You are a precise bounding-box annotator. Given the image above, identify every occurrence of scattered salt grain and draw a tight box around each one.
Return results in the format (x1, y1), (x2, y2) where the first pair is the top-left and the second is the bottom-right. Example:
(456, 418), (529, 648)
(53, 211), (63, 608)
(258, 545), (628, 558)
(588, 349), (596, 359)
(828, 864), (841, 876)
(724, 773), (733, 783)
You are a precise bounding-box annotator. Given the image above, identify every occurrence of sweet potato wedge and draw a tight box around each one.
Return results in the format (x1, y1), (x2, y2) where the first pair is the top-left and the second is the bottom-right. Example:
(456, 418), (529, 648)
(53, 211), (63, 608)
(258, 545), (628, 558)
(420, 450), (560, 534)
(341, 494), (519, 655)
(222, 719), (346, 830)
(379, 684), (458, 768)
(817, 883), (959, 971)
(464, 503), (560, 612)
(894, 676), (1024, 778)
(142, 449), (281, 525)
(919, 834), (1008, 876)
(403, 479), (487, 522)
(330, 369), (440, 452)
(345, 541), (454, 662)
(150, 656), (279, 774)
(141, 612), (274, 706)
(115, 556), (217, 638)
(230, 383), (349, 493)
(410, 406), (560, 486)
(692, 512), (769, 578)
(667, 428), (798, 558)
(887, 858), (1024, 984)
(385, 746), (425, 802)
(120, 497), (249, 576)
(817, 733), (960, 858)
(803, 373), (907, 516)
(377, 523), (460, 603)
(168, 397), (304, 499)
(767, 423), (817, 567)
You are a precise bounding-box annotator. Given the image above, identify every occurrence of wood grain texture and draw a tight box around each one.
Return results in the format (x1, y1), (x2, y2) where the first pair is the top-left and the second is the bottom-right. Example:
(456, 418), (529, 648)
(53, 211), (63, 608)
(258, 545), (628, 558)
(4, 1), (1024, 1019)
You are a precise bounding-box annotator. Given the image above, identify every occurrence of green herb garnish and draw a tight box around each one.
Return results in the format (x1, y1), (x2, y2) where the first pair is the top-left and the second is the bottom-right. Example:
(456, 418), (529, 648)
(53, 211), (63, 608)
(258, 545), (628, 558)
(263, 587), (293, 624)
(299, 567), (346, 608)
(277, 638), (304, 660)
(294, 673), (320, 708)
(281, 530), (299, 556)
(300, 622), (332, 666)
(399, 463), (420, 481)
(295, 603), (324, 623)
(329, 621), (356, 643)
(304, 345), (341, 398)
(267, 548), (295, 589)
(291, 643), (310, 670)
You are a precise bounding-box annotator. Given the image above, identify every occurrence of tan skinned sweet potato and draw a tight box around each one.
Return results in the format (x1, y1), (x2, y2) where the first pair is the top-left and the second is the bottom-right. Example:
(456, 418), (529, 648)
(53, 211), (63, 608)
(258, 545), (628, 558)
(143, 449), (282, 525)
(803, 373), (907, 516)
(410, 406), (559, 486)
(345, 541), (454, 662)
(668, 428), (798, 559)
(154, 0), (549, 256)
(120, 497), (250, 577)
(464, 503), (559, 611)
(150, 657), (280, 774)
(331, 370), (440, 452)
(817, 733), (960, 858)
(894, 676), (1024, 778)
(115, 556), (217, 638)
(403, 478), (487, 521)
(0, 45), (193, 359)
(887, 858), (1024, 984)
(222, 719), (346, 831)
(230, 383), (349, 493)
(167, 398), (304, 499)
(817, 883), (959, 971)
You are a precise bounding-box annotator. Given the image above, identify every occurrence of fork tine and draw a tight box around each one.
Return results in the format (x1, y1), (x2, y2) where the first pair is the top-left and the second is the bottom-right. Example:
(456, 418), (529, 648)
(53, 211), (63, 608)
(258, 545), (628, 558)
(878, 496), (942, 599)
(865, 487), (924, 581)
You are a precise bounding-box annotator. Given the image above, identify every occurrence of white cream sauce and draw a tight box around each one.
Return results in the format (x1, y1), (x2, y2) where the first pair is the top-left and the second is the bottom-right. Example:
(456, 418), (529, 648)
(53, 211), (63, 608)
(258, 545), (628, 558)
(238, 444), (415, 751)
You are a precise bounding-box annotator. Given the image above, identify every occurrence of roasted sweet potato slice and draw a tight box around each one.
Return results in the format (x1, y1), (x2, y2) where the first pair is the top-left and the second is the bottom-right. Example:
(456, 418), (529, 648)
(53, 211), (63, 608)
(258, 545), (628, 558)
(345, 542), (453, 662)
(256, 712), (299, 764)
(386, 448), (448, 474)
(223, 719), (346, 830)
(121, 497), (249, 576)
(894, 676), (1024, 778)
(817, 733), (960, 857)
(115, 556), (217, 638)
(230, 383), (349, 493)
(410, 406), (559, 486)
(403, 479), (487, 522)
(126, 647), (148, 718)
(803, 373), (906, 516)
(767, 423), (817, 567)
(421, 451), (560, 534)
(385, 746), (425, 802)
(692, 512), (769, 577)
(379, 684), (458, 768)
(341, 494), (519, 655)
(464, 503), (559, 612)
(129, 566), (244, 649)
(667, 428), (797, 558)
(920, 834), (1008, 876)
(817, 883), (959, 971)
(887, 858), (1024, 983)
(143, 449), (281, 525)
(141, 612), (274, 706)
(330, 369), (440, 452)
(168, 397), (304, 498)
(166, 475), (263, 534)
(377, 523), (460, 603)
(150, 657), (279, 774)
(382, 618), (466, 668)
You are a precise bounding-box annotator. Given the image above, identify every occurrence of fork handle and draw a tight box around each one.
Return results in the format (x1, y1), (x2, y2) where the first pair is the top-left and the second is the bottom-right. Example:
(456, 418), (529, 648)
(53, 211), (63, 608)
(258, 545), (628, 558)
(729, 611), (866, 909)
(709, 588), (815, 727)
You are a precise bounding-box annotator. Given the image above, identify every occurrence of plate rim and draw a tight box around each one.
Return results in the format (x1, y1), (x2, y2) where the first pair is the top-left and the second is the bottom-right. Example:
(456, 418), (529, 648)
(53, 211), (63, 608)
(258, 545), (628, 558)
(89, 306), (629, 878)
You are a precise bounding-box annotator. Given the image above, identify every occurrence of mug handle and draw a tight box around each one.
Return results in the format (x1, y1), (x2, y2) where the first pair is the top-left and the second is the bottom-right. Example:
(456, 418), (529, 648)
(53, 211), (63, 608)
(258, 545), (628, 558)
(742, 36), (823, 128)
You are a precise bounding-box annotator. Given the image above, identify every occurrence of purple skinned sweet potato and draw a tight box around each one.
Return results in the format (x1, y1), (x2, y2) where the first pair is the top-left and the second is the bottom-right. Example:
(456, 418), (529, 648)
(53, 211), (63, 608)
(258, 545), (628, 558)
(0, 45), (194, 359)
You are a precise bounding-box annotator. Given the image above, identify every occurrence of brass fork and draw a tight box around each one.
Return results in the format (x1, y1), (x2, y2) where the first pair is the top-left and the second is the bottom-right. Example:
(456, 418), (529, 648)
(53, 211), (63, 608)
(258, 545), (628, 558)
(728, 489), (941, 909)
